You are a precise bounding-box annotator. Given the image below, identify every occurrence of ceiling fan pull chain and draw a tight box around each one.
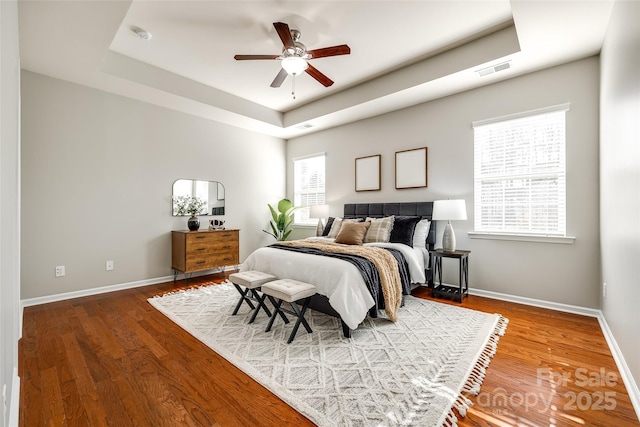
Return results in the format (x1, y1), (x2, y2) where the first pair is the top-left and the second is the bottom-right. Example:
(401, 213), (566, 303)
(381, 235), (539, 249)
(292, 76), (296, 99)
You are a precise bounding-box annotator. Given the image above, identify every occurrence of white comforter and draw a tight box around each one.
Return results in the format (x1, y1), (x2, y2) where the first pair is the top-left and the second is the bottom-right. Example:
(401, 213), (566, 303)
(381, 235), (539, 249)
(240, 239), (426, 330)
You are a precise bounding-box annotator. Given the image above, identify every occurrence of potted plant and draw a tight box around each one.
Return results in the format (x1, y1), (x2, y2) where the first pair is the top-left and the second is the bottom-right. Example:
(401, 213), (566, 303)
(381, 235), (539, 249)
(263, 198), (300, 241)
(173, 195), (207, 231)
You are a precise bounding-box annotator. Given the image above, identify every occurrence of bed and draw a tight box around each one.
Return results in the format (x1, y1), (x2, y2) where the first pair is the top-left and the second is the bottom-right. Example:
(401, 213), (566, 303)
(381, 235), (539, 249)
(241, 202), (436, 337)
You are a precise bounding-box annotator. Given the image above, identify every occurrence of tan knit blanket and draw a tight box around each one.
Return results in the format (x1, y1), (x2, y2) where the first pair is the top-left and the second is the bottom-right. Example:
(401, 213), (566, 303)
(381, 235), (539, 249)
(275, 240), (403, 322)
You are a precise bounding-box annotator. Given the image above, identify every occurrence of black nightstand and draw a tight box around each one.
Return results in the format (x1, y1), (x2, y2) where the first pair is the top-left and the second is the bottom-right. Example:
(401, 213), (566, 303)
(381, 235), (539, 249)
(429, 249), (470, 302)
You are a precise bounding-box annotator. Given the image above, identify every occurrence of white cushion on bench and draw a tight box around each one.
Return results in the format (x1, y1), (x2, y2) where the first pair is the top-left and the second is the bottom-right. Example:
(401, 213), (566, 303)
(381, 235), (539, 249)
(229, 271), (276, 289)
(261, 279), (316, 302)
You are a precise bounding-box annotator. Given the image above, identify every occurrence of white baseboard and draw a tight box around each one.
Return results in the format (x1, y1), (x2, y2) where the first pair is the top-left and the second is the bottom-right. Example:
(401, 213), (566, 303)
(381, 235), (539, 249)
(597, 313), (640, 420)
(469, 287), (601, 317)
(20, 267), (234, 309)
(469, 287), (640, 422)
(21, 274), (173, 308)
(8, 367), (19, 427)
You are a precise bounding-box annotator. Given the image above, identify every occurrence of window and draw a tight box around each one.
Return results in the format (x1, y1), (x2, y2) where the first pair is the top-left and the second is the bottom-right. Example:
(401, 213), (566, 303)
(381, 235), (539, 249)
(472, 104), (569, 237)
(293, 153), (325, 225)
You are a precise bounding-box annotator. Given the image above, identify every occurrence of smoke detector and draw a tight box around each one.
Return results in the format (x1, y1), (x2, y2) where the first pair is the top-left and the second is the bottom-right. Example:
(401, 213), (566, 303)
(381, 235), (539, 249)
(131, 26), (152, 40)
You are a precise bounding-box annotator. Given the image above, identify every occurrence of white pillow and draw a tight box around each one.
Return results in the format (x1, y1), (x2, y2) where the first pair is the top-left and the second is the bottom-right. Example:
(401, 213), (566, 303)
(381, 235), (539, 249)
(412, 219), (431, 248)
(327, 218), (343, 238)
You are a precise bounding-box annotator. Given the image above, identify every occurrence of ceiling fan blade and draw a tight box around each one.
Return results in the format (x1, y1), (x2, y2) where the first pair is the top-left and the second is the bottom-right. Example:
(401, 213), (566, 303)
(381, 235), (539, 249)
(307, 44), (351, 59)
(274, 22), (294, 50)
(305, 64), (334, 87)
(270, 68), (288, 88)
(234, 54), (280, 60)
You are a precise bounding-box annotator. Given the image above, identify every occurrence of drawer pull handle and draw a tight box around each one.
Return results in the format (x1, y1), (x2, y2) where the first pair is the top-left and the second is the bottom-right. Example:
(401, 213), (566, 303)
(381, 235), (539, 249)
(223, 257), (233, 261)
(196, 236), (206, 239)
(197, 248), (205, 251)
(222, 245), (232, 249)
(196, 261), (206, 265)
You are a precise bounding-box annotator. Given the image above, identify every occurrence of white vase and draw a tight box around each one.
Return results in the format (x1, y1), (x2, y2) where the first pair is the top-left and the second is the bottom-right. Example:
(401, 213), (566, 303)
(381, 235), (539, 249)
(442, 222), (456, 252)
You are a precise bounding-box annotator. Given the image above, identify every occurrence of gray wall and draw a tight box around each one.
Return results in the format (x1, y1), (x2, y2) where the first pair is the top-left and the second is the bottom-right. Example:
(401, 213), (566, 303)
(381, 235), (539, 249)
(600, 0), (640, 401)
(1, 1), (21, 425)
(288, 57), (601, 309)
(21, 71), (285, 299)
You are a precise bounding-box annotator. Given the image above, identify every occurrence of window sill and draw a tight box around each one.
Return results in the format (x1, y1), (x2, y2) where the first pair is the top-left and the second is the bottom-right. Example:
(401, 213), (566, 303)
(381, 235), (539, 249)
(468, 232), (575, 244)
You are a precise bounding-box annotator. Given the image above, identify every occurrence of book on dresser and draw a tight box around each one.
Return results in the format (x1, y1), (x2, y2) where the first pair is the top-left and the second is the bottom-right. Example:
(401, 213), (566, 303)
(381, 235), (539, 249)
(171, 229), (239, 274)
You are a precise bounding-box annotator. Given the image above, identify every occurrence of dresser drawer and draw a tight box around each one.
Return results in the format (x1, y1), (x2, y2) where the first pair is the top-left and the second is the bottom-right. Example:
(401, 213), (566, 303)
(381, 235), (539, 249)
(185, 243), (239, 260)
(184, 255), (220, 271)
(172, 229), (239, 273)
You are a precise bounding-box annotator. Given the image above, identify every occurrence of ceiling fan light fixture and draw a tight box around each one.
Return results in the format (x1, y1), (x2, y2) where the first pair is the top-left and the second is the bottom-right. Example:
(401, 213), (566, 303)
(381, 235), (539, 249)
(281, 56), (308, 76)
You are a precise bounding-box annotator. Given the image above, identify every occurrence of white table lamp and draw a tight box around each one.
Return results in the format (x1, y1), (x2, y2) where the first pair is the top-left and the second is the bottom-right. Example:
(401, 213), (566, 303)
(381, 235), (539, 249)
(309, 204), (330, 236)
(432, 199), (467, 252)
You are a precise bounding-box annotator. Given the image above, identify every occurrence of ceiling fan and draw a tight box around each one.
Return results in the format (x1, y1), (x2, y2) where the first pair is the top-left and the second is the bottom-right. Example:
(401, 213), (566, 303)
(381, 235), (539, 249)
(234, 22), (351, 90)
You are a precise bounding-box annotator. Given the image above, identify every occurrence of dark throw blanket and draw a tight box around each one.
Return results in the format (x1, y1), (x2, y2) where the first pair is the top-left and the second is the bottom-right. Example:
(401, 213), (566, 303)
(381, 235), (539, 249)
(270, 243), (411, 317)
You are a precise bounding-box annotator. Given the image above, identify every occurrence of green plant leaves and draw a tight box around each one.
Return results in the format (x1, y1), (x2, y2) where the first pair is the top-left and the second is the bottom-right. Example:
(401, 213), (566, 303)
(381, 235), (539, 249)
(277, 199), (293, 213)
(263, 198), (301, 241)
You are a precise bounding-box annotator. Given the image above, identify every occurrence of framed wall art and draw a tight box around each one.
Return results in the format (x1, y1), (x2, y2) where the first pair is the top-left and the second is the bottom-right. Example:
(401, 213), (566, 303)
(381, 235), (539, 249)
(355, 154), (381, 192)
(395, 147), (428, 189)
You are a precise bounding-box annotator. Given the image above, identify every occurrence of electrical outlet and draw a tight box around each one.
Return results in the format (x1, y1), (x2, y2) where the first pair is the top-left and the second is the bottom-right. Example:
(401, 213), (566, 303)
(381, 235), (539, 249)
(603, 282), (607, 299)
(55, 265), (65, 277)
(106, 260), (114, 271)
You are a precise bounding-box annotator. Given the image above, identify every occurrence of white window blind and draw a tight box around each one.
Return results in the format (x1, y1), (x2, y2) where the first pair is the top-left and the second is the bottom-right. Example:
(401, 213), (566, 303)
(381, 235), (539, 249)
(293, 153), (326, 225)
(473, 105), (568, 236)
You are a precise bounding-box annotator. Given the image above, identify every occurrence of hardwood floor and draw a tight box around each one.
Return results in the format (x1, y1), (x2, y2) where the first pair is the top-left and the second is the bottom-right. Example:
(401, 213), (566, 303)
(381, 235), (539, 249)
(19, 273), (639, 426)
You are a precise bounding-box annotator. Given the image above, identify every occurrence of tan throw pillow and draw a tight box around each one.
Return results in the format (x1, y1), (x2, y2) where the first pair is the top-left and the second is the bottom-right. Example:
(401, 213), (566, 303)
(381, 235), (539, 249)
(364, 216), (395, 243)
(328, 217), (361, 238)
(335, 221), (371, 245)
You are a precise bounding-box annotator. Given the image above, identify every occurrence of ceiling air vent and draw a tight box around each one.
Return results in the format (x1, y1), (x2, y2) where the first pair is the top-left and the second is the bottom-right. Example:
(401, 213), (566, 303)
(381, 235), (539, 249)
(476, 60), (511, 77)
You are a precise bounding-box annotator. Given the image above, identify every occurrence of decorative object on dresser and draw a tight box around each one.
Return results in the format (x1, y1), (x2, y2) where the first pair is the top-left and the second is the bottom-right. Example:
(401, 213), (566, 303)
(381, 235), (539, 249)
(209, 219), (225, 230)
(171, 229), (239, 282)
(172, 195), (207, 231)
(309, 204), (329, 236)
(430, 249), (470, 302)
(395, 146), (428, 189)
(355, 154), (381, 192)
(432, 199), (467, 252)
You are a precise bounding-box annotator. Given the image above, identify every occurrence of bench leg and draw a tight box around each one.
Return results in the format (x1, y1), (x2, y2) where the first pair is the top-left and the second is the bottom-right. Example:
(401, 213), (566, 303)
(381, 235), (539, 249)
(265, 298), (291, 333)
(232, 284), (255, 315)
(248, 289), (272, 324)
(287, 297), (313, 344)
(265, 295), (290, 326)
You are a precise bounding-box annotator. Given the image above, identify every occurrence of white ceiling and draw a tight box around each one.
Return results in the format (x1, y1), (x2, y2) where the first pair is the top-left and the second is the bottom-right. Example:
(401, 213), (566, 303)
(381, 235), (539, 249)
(17, 0), (614, 139)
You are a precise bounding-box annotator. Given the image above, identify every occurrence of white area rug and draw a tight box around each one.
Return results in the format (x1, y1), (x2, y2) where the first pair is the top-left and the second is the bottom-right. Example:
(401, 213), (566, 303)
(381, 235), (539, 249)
(149, 282), (507, 427)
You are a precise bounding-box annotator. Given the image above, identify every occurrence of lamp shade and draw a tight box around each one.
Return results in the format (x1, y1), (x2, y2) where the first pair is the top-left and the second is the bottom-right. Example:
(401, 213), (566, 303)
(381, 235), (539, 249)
(309, 204), (329, 219)
(281, 56), (309, 76)
(432, 199), (467, 221)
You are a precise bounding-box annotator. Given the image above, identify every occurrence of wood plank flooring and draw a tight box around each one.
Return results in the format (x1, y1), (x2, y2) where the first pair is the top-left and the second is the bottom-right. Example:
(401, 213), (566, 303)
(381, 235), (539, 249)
(19, 272), (639, 426)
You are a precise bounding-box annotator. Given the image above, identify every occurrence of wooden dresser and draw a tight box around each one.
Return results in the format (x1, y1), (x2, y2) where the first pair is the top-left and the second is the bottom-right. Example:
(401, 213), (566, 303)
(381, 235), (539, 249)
(171, 229), (239, 274)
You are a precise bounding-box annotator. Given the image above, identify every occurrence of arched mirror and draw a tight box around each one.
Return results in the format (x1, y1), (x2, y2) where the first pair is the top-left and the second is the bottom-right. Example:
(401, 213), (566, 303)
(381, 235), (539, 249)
(172, 179), (225, 216)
